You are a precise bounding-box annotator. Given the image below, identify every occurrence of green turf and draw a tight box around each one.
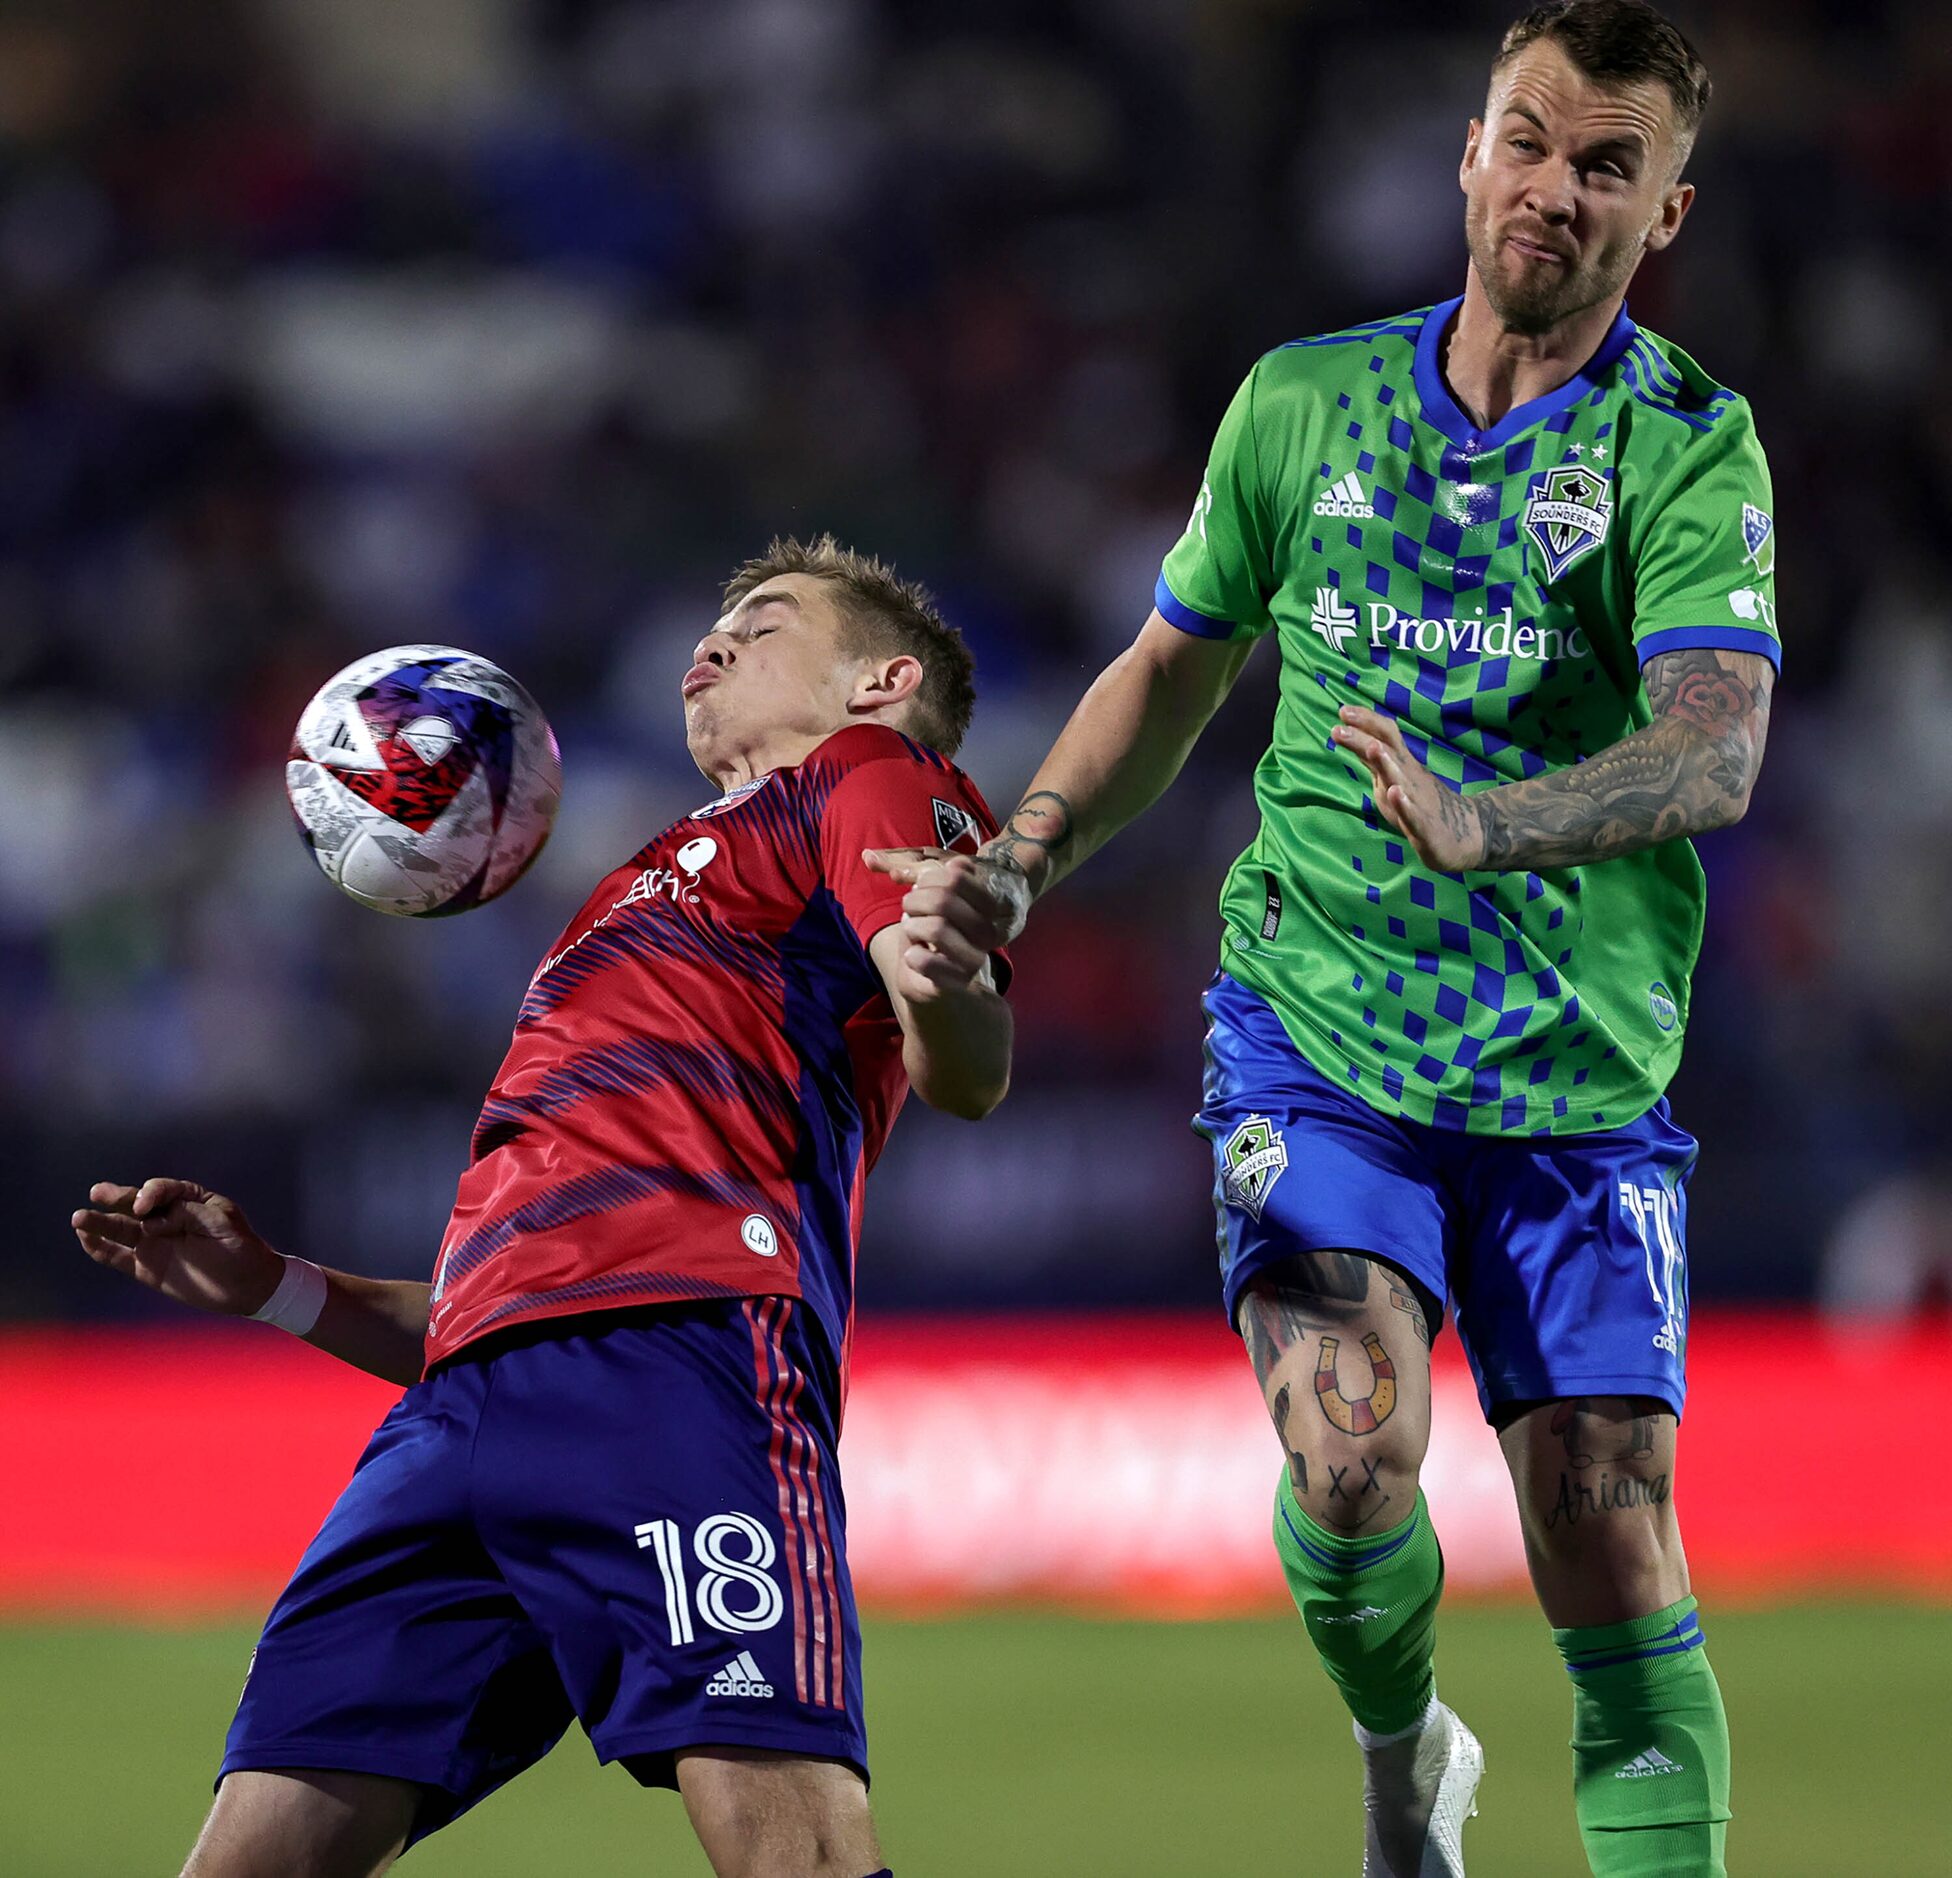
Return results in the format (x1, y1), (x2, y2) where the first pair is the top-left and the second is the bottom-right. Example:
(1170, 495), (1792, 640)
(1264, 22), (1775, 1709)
(1, 1605), (1941, 1875)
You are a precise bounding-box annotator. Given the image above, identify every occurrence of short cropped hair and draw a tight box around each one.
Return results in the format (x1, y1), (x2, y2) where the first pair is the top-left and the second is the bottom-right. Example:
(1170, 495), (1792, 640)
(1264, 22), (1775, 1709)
(722, 533), (977, 756)
(1496, 0), (1711, 169)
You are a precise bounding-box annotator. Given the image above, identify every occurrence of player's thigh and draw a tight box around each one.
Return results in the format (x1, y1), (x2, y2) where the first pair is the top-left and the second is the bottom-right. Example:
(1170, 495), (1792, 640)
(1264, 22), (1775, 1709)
(473, 1298), (869, 1788)
(183, 1768), (419, 1878)
(1238, 1251), (1436, 1533)
(221, 1368), (576, 1845)
(676, 1748), (879, 1878)
(1444, 1099), (1698, 1425)
(1497, 1395), (1688, 1626)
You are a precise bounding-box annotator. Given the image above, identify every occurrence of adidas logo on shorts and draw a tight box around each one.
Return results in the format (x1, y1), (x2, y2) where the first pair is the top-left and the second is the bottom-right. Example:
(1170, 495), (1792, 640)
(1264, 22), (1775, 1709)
(706, 1650), (775, 1699)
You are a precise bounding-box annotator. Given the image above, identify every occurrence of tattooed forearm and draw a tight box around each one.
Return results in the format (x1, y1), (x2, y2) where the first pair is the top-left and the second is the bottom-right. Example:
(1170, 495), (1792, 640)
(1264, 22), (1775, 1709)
(986, 790), (1076, 883)
(1474, 648), (1774, 871)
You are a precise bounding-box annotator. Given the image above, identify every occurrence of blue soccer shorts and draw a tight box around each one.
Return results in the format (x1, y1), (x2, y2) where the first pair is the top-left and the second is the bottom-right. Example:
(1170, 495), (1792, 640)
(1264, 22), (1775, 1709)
(1196, 972), (1698, 1418)
(222, 1297), (865, 1844)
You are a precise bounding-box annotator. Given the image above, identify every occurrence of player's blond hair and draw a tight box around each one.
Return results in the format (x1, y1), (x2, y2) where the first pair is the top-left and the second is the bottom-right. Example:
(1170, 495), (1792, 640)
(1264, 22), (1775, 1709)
(723, 534), (977, 756)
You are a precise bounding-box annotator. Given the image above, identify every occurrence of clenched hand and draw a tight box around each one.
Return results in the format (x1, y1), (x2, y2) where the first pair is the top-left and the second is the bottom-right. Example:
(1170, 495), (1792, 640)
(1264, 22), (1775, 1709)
(862, 847), (1021, 1002)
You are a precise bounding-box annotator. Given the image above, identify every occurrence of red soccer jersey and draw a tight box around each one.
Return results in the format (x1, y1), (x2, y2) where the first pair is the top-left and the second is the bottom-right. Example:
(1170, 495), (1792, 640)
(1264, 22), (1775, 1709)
(424, 725), (1005, 1381)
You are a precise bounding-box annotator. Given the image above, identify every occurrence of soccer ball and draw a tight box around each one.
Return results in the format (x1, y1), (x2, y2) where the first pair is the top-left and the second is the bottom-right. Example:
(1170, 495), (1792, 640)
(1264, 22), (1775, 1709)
(286, 644), (562, 918)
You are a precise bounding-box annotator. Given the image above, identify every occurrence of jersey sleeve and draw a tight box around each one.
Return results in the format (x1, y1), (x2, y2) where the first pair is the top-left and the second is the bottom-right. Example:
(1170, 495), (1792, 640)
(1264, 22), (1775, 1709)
(1628, 398), (1781, 672)
(1155, 362), (1278, 641)
(818, 755), (1012, 989)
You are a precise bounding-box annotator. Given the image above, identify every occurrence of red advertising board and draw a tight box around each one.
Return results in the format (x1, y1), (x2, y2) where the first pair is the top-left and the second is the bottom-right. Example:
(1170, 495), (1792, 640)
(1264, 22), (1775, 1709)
(2, 1313), (1948, 1617)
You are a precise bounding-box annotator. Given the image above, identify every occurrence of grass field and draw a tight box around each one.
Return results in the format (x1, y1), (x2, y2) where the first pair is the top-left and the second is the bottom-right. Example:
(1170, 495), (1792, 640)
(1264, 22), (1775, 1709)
(2, 1605), (1941, 1875)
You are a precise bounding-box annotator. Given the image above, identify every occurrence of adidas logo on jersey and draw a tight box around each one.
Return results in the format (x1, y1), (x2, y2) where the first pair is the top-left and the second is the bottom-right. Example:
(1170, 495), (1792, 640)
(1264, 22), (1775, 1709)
(1313, 471), (1375, 519)
(1615, 1748), (1683, 1779)
(706, 1650), (774, 1699)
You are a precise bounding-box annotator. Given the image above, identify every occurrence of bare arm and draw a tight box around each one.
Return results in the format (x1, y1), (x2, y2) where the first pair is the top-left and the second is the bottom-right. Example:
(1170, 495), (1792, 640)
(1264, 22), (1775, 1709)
(867, 906), (1012, 1121)
(73, 1179), (430, 1387)
(987, 610), (1258, 905)
(1332, 646), (1775, 874)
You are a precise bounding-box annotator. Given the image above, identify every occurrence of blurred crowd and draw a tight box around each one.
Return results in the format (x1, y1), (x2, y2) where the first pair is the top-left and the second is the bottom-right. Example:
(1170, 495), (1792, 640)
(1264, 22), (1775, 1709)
(4, 0), (1949, 1321)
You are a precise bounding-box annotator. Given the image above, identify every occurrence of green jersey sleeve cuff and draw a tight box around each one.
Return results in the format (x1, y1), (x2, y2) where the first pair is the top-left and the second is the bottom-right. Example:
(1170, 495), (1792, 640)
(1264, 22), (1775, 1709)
(1636, 625), (1781, 671)
(1154, 572), (1238, 640)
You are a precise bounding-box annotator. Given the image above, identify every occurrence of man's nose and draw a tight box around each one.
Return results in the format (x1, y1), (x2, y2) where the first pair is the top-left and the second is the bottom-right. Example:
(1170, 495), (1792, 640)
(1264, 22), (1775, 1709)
(1527, 165), (1577, 223)
(692, 636), (734, 668)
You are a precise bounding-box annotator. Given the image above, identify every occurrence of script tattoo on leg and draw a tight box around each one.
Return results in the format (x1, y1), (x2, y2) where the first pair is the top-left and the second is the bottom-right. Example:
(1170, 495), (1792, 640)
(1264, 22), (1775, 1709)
(1543, 1397), (1670, 1530)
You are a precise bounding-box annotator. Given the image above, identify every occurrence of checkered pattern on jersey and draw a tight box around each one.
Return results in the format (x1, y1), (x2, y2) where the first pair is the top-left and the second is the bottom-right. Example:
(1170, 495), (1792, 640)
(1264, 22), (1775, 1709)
(1292, 336), (1631, 1131)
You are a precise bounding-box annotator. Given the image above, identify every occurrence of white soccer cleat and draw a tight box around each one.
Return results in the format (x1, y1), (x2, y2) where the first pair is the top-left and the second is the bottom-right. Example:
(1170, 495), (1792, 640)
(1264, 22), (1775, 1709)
(1356, 1699), (1483, 1876)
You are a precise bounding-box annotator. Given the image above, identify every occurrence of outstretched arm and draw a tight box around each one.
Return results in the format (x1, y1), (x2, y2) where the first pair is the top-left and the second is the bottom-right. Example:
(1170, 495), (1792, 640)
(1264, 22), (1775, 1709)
(989, 611), (1257, 901)
(1331, 646), (1775, 874)
(866, 610), (1256, 952)
(73, 1178), (430, 1387)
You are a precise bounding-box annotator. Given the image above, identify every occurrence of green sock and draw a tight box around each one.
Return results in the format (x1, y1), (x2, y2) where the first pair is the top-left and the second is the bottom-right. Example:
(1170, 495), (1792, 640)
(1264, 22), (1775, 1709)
(1555, 1596), (1731, 1876)
(1271, 1475), (1442, 1735)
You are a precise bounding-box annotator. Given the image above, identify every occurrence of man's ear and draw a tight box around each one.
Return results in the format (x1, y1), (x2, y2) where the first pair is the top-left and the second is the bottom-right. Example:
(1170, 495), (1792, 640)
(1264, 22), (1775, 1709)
(1460, 116), (1484, 194)
(847, 654), (925, 719)
(1643, 180), (1694, 254)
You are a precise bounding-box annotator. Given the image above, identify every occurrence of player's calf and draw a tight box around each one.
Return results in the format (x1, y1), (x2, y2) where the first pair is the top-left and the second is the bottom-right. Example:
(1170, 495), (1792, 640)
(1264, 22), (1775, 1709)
(677, 1747), (884, 1878)
(1500, 1398), (1730, 1877)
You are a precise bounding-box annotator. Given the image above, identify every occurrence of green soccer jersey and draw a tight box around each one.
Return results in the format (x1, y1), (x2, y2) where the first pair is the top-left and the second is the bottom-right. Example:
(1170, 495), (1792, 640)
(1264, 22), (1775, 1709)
(1158, 297), (1779, 1135)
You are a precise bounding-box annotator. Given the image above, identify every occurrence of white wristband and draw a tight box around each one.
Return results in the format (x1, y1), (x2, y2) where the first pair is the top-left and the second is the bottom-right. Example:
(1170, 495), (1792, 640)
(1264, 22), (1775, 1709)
(250, 1257), (329, 1336)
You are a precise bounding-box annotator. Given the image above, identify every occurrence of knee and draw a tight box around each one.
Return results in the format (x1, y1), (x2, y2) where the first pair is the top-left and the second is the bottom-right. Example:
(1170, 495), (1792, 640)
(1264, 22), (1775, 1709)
(1288, 1434), (1423, 1534)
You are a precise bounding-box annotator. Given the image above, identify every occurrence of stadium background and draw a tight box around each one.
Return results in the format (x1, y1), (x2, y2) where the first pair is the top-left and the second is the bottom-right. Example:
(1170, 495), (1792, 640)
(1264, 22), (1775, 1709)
(1, 0), (1947, 1871)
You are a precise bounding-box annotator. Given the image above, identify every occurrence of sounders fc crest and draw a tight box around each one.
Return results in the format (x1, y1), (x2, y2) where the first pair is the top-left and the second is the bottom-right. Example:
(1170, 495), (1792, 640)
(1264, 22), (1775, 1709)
(1221, 1114), (1289, 1221)
(1523, 462), (1613, 582)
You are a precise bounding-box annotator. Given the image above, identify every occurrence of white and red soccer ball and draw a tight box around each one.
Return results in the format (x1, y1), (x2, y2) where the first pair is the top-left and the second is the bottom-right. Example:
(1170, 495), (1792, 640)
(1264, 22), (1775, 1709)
(286, 645), (562, 917)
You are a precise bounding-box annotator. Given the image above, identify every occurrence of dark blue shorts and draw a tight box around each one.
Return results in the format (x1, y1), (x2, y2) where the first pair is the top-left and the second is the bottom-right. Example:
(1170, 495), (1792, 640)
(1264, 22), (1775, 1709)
(1197, 972), (1698, 1419)
(222, 1297), (864, 1844)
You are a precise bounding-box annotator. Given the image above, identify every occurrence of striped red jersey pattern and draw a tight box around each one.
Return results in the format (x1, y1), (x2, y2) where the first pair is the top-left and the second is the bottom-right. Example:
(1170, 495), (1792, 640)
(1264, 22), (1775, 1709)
(424, 725), (1005, 1378)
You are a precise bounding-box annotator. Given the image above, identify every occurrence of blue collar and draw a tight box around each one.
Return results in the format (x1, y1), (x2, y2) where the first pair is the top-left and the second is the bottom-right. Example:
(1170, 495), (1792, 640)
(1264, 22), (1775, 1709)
(1412, 294), (1636, 450)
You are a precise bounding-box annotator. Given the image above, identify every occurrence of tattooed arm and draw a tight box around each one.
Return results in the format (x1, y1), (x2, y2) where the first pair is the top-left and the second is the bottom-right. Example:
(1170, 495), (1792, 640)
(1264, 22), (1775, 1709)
(864, 610), (1257, 949)
(993, 610), (1256, 897)
(1331, 646), (1774, 875)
